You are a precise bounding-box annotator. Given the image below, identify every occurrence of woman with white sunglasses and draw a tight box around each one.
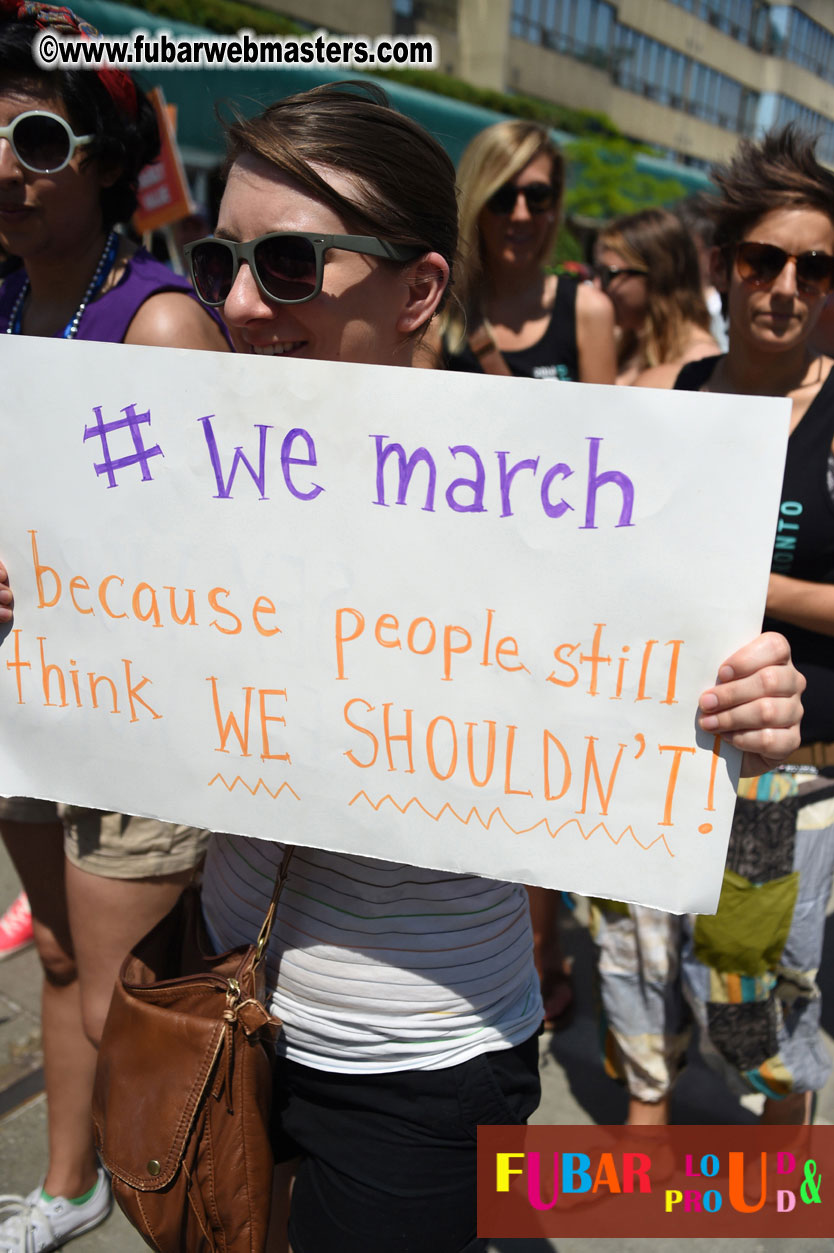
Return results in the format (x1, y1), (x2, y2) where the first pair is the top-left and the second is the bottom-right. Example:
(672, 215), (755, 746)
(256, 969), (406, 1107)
(0, 5), (227, 1248)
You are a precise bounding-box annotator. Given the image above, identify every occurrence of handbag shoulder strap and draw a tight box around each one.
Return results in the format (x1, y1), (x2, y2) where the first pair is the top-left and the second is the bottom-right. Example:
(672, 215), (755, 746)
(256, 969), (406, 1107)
(467, 322), (513, 376)
(253, 844), (295, 969)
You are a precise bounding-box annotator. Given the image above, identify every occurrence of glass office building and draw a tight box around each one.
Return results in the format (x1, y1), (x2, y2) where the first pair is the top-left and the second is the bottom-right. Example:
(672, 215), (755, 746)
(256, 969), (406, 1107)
(302, 1), (834, 170)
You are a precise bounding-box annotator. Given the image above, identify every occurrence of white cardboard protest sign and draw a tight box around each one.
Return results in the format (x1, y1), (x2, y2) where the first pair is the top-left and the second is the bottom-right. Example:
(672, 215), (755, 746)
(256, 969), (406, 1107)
(0, 337), (789, 911)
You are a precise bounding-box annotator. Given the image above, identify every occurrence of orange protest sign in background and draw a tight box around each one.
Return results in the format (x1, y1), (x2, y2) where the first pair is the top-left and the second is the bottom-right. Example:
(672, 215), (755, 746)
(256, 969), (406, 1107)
(133, 86), (194, 234)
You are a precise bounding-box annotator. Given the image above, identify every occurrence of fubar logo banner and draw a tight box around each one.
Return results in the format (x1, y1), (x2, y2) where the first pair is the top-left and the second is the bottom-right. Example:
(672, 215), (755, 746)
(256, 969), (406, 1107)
(0, 337), (789, 910)
(477, 1125), (831, 1237)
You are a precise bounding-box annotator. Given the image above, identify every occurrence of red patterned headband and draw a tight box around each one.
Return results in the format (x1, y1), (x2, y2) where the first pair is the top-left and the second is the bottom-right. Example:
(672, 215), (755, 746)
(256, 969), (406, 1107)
(1, 0), (138, 119)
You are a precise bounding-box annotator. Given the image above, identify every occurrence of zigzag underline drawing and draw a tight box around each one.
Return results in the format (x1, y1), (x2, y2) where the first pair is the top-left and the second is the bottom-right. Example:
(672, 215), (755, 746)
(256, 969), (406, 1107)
(208, 774), (301, 801)
(348, 792), (675, 856)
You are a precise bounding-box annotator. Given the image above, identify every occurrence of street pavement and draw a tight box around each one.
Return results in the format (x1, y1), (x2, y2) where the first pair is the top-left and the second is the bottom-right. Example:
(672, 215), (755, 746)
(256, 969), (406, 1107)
(1, 840), (832, 1251)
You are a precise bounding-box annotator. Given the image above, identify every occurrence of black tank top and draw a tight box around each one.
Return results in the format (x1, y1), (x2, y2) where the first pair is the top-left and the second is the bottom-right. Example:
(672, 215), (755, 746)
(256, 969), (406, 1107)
(443, 274), (580, 381)
(676, 356), (834, 742)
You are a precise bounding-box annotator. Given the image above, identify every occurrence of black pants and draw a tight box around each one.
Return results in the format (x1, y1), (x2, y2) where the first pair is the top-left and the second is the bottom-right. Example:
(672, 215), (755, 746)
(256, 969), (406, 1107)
(271, 1034), (541, 1253)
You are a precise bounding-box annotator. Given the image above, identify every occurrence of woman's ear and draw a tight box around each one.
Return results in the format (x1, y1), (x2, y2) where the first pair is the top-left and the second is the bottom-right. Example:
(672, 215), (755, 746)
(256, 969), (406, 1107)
(396, 252), (451, 335)
(90, 155), (124, 190)
(710, 244), (729, 293)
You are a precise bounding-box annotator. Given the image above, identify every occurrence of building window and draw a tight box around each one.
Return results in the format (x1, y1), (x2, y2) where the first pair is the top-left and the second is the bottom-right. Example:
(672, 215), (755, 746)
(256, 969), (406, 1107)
(510, 0), (614, 67)
(392, 0), (415, 36)
(767, 5), (834, 85)
(666, 0), (757, 45)
(665, 0), (834, 84)
(613, 25), (749, 132)
(757, 93), (834, 166)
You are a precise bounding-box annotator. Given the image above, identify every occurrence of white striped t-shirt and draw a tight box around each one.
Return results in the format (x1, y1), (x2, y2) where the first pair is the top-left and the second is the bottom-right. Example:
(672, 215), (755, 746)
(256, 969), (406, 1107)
(201, 833), (543, 1073)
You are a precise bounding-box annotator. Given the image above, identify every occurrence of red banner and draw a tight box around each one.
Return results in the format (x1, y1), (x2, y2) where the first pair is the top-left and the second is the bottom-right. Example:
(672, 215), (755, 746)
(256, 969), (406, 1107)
(477, 1124), (832, 1237)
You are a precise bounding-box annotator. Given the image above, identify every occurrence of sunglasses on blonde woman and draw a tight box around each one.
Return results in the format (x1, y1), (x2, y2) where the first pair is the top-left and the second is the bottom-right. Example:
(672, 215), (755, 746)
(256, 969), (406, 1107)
(185, 231), (424, 306)
(484, 181), (556, 216)
(734, 241), (834, 295)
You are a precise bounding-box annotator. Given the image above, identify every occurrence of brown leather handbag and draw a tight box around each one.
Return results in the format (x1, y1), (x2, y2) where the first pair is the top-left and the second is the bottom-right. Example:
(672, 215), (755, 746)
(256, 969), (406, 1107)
(92, 846), (294, 1253)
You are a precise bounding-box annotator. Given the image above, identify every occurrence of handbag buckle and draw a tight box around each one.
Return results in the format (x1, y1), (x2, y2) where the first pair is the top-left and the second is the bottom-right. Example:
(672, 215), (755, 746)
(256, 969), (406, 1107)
(254, 904), (276, 966)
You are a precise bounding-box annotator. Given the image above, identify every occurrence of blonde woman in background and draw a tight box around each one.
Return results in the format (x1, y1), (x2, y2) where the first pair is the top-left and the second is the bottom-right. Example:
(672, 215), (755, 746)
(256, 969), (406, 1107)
(440, 119), (616, 384)
(438, 119), (616, 1026)
(594, 206), (719, 385)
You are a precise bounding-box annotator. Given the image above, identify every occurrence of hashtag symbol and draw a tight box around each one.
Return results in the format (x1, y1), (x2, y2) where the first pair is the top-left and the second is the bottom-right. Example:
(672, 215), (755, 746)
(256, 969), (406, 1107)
(83, 404), (164, 488)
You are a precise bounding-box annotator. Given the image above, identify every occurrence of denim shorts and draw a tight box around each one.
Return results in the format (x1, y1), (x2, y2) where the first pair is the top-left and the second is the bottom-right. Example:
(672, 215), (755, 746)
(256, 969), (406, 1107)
(271, 1032), (541, 1253)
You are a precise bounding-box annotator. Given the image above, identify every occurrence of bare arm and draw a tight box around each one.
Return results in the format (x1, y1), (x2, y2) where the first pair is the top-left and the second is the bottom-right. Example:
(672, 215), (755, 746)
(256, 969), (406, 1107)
(633, 361), (681, 389)
(124, 291), (230, 351)
(766, 572), (834, 636)
(575, 283), (617, 385)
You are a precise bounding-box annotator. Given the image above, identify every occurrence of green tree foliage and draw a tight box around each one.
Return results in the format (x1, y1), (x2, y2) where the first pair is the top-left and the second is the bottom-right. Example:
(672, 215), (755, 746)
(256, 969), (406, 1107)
(551, 225), (584, 268)
(564, 137), (687, 219)
(375, 69), (619, 138)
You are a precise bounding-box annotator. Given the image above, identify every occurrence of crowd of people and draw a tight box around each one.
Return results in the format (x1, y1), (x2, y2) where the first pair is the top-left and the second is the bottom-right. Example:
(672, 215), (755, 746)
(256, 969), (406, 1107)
(0, 3), (831, 1250)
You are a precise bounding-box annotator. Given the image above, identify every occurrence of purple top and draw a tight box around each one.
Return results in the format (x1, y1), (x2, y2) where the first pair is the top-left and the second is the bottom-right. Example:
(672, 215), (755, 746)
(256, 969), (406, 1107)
(0, 247), (228, 344)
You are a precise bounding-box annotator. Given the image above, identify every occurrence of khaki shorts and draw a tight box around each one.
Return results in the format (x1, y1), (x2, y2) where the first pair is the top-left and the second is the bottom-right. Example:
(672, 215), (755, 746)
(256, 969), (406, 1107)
(0, 795), (208, 879)
(61, 807), (210, 880)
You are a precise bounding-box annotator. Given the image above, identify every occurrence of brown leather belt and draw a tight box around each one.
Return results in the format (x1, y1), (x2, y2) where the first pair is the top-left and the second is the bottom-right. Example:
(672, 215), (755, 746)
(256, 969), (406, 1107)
(785, 742), (834, 768)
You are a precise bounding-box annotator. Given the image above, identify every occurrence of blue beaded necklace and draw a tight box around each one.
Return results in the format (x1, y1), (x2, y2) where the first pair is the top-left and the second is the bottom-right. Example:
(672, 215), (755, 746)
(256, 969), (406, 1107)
(6, 230), (119, 339)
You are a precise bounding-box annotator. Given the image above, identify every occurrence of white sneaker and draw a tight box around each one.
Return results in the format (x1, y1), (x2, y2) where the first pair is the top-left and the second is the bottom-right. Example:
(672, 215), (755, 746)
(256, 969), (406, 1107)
(0, 1168), (111, 1252)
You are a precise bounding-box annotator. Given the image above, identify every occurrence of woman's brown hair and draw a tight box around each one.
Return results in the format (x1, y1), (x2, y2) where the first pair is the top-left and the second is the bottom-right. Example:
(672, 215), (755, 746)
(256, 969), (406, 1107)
(224, 82), (457, 307)
(707, 124), (834, 251)
(0, 18), (159, 228)
(598, 207), (711, 370)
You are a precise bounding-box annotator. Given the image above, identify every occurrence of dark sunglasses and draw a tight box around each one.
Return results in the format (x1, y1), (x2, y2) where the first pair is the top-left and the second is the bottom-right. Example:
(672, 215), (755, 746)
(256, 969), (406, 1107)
(184, 231), (424, 307)
(734, 241), (834, 295)
(593, 264), (649, 291)
(0, 110), (93, 174)
(484, 181), (557, 216)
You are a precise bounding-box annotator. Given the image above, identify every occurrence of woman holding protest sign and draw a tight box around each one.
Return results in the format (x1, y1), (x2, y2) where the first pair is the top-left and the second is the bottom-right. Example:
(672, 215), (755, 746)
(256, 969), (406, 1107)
(439, 118), (616, 384)
(595, 126), (834, 1129)
(145, 82), (809, 1251)
(0, 4), (228, 1247)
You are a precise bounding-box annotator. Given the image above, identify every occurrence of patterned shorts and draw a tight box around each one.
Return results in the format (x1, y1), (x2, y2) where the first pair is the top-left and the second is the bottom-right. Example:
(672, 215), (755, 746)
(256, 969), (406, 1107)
(593, 768), (834, 1102)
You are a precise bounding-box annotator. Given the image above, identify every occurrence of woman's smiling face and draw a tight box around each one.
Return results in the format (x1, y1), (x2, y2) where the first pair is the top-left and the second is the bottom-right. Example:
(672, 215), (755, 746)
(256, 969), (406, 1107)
(477, 152), (557, 272)
(216, 153), (423, 367)
(593, 244), (649, 332)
